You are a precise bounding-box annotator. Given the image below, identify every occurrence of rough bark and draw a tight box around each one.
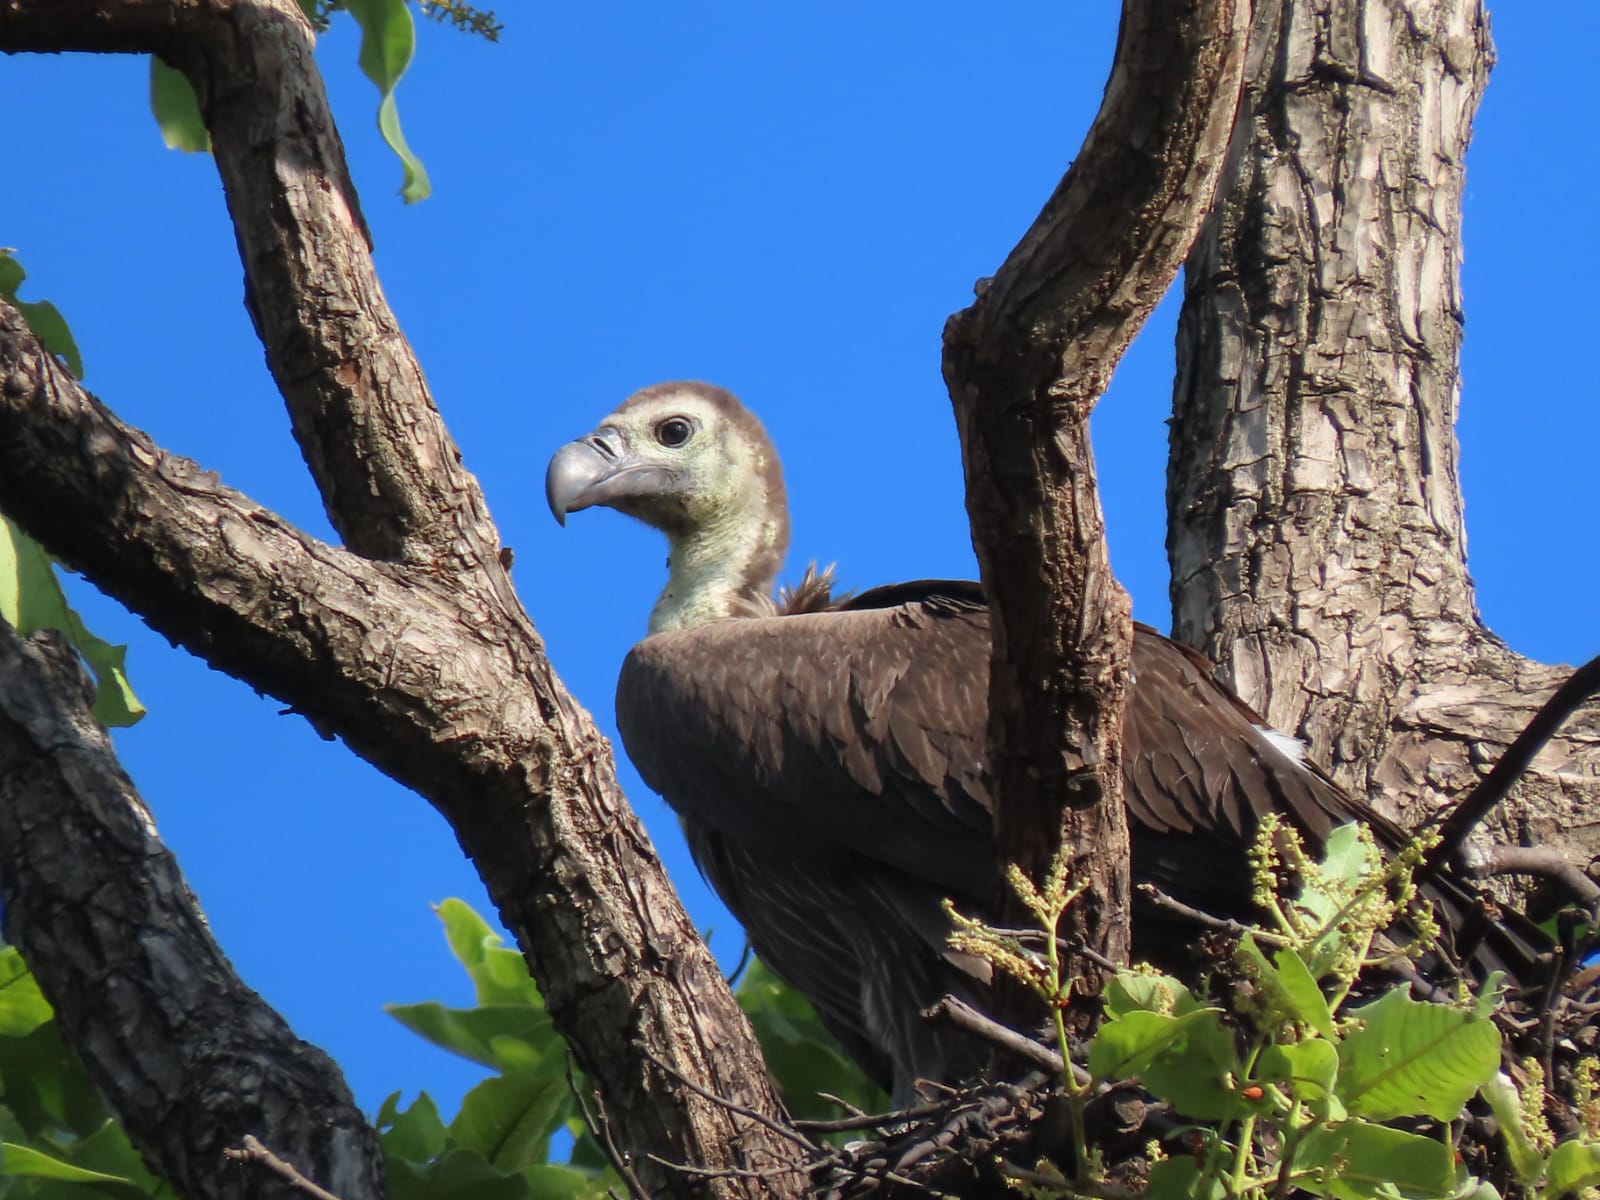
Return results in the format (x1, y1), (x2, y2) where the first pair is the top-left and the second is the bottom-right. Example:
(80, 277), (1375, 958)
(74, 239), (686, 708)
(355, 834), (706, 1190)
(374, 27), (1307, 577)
(1169, 0), (1600, 871)
(0, 1), (802, 1196)
(943, 0), (1250, 992)
(0, 620), (384, 1200)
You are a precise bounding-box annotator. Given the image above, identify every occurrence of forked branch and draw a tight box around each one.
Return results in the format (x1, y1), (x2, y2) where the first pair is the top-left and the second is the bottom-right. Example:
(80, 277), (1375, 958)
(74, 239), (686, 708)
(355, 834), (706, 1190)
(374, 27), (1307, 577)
(943, 0), (1251, 989)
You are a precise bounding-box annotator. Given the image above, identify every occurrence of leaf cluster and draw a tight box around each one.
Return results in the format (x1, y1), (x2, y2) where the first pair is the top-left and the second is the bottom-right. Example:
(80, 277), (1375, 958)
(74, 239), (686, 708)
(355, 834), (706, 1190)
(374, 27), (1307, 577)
(961, 824), (1600, 1200)
(380, 901), (887, 1197)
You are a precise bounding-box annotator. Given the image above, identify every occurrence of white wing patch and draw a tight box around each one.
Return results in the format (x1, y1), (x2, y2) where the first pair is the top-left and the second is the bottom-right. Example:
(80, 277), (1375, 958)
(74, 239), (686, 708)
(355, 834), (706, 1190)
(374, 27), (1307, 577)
(1256, 724), (1310, 765)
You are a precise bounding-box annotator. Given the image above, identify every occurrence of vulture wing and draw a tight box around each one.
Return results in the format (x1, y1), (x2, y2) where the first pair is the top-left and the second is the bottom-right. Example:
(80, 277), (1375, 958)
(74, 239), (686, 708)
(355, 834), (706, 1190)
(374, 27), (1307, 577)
(617, 580), (1550, 1097)
(618, 580), (1399, 923)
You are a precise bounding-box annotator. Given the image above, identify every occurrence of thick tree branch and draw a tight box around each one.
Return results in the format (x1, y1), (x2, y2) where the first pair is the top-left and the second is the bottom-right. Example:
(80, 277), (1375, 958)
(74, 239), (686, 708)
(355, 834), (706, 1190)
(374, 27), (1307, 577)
(0, 0), (805, 1180)
(0, 619), (385, 1200)
(0, 306), (802, 1198)
(2, 0), (502, 568)
(942, 0), (1250, 990)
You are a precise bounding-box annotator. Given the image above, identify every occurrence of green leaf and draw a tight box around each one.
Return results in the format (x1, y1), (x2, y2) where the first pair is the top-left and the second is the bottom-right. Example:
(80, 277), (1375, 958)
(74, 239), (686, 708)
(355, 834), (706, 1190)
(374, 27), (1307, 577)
(55, 1119), (165, 1194)
(1545, 1138), (1600, 1200)
(1140, 1011), (1240, 1121)
(0, 950), (54, 1039)
(1296, 1120), (1457, 1200)
(1087, 1008), (1217, 1080)
(519, 1164), (608, 1200)
(1088, 1008), (1240, 1119)
(0, 516), (146, 727)
(449, 1071), (571, 1170)
(0, 1140), (134, 1185)
(1104, 971), (1194, 1018)
(433, 900), (541, 1009)
(0, 1020), (110, 1140)
(1257, 1038), (1339, 1106)
(1478, 1072), (1546, 1184)
(1144, 1156), (1226, 1200)
(1272, 945), (1338, 1041)
(736, 959), (888, 1120)
(1337, 986), (1501, 1122)
(378, 1091), (448, 1165)
(344, 0), (432, 202)
(388, 1147), (532, 1200)
(0, 253), (83, 379)
(148, 58), (211, 154)
(11, 303), (83, 380)
(1318, 823), (1372, 892)
(385, 1001), (554, 1070)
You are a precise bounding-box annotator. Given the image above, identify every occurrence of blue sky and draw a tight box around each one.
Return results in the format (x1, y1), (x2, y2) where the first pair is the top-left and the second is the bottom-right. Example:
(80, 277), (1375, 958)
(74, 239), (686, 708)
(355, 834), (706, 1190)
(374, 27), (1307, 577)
(3, 4), (1595, 1119)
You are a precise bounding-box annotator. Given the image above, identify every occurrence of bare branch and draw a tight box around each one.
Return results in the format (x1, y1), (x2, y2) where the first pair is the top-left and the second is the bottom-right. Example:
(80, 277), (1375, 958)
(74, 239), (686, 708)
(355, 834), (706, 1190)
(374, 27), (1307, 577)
(923, 995), (1074, 1081)
(1, 0), (501, 567)
(1466, 847), (1600, 910)
(0, 621), (384, 1199)
(1425, 652), (1600, 877)
(223, 1135), (347, 1200)
(943, 0), (1250, 991)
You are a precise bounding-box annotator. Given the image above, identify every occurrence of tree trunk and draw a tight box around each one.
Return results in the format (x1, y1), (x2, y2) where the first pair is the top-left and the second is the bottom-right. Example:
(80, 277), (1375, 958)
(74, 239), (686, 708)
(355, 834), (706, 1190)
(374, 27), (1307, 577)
(1169, 0), (1600, 870)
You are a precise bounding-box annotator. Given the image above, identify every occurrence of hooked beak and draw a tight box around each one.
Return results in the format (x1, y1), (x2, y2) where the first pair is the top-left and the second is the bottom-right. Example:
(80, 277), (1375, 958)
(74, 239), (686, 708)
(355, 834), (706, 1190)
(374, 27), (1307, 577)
(545, 428), (678, 525)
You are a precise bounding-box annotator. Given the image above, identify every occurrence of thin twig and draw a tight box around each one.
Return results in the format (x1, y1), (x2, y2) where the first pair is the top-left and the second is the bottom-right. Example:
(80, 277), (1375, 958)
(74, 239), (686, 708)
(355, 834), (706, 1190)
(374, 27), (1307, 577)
(644, 1153), (809, 1181)
(1136, 883), (1251, 936)
(1424, 652), (1600, 879)
(565, 1053), (649, 1200)
(221, 1135), (343, 1200)
(923, 995), (1080, 1082)
(794, 1098), (945, 1133)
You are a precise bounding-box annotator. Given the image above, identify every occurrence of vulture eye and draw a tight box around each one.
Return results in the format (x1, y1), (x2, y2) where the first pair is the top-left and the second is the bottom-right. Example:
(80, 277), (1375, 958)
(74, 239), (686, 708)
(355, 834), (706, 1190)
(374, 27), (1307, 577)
(655, 416), (694, 448)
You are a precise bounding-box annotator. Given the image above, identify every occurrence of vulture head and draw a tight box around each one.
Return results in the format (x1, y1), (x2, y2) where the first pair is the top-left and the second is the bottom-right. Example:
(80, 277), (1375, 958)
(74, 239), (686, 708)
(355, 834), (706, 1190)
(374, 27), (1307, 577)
(546, 382), (791, 633)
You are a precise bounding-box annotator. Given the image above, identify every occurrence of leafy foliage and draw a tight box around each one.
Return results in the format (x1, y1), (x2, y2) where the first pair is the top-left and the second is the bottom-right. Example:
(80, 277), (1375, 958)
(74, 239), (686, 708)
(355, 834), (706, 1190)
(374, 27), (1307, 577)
(957, 821), (1600, 1200)
(381, 899), (885, 1197)
(144, 0), (438, 202)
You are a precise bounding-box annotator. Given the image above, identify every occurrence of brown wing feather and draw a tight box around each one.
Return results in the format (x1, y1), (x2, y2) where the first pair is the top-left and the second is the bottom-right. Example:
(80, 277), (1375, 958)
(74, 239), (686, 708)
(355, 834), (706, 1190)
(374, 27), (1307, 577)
(619, 582), (1548, 991)
(617, 593), (995, 902)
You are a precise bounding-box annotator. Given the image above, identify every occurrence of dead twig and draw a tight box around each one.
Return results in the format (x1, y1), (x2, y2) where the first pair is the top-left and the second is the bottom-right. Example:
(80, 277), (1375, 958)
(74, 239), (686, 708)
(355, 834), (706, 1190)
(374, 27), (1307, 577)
(566, 1053), (649, 1200)
(1470, 846), (1600, 910)
(1136, 883), (1252, 936)
(644, 1153), (810, 1181)
(923, 995), (1082, 1083)
(1425, 652), (1600, 880)
(222, 1135), (343, 1200)
(794, 1099), (946, 1134)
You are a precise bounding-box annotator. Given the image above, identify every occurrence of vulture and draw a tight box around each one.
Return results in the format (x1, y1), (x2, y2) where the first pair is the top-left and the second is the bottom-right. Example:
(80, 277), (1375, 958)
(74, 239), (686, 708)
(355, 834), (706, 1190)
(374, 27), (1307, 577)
(546, 381), (1547, 1104)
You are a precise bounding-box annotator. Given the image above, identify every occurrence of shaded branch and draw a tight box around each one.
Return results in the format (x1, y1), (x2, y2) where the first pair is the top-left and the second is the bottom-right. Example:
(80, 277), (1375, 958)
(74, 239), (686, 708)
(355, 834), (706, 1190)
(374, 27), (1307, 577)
(223, 1136), (348, 1200)
(1467, 847), (1600, 911)
(923, 995), (1073, 1081)
(0, 620), (384, 1200)
(942, 0), (1250, 991)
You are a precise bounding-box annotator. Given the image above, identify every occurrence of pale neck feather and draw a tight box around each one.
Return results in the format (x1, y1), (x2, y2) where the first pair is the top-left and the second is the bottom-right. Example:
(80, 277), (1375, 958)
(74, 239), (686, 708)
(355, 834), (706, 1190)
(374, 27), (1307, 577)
(649, 510), (785, 634)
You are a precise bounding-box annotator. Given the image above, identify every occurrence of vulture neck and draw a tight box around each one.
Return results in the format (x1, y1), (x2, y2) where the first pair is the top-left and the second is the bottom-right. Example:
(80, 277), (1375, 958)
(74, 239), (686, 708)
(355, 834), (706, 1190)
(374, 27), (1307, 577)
(649, 512), (783, 634)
